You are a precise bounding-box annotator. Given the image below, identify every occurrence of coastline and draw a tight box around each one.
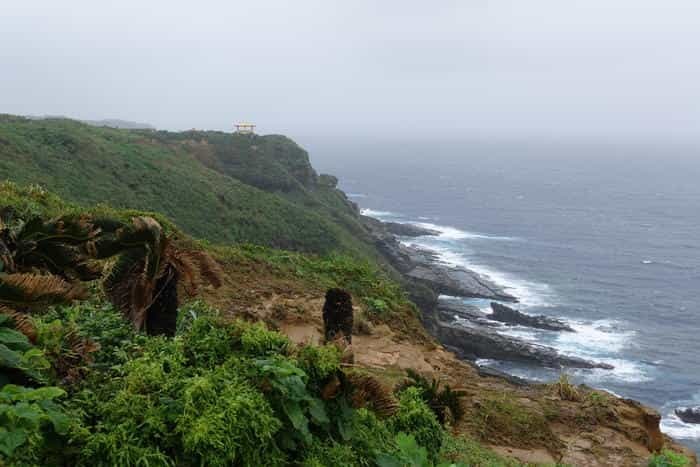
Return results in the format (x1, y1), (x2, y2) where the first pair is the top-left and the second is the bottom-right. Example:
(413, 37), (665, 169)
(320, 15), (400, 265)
(357, 207), (700, 456)
(360, 212), (614, 372)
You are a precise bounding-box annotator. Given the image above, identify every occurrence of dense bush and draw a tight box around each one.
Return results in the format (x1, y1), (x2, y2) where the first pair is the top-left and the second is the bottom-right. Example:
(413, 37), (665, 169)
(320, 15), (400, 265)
(0, 296), (525, 467)
(0, 385), (71, 464)
(389, 387), (445, 461)
(648, 449), (692, 467)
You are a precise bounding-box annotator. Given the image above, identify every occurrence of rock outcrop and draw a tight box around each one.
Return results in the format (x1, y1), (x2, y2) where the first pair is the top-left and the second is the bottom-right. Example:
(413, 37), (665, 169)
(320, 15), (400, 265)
(489, 302), (575, 332)
(362, 216), (613, 371)
(406, 264), (517, 301)
(675, 407), (700, 424)
(433, 318), (612, 369)
(362, 217), (516, 301)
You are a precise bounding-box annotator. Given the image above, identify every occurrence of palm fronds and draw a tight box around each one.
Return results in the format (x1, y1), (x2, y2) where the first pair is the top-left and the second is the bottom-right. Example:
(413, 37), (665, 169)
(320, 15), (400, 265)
(96, 217), (223, 335)
(345, 372), (398, 418)
(0, 305), (37, 342)
(395, 369), (467, 425)
(0, 273), (88, 307)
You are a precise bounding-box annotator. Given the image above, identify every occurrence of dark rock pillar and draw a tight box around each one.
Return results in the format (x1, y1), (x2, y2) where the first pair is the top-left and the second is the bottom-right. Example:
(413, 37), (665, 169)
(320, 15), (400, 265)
(322, 288), (353, 345)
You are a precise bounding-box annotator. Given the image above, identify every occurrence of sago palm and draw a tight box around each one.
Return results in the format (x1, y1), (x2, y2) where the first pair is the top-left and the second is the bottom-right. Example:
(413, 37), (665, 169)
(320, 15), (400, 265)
(85, 216), (222, 336)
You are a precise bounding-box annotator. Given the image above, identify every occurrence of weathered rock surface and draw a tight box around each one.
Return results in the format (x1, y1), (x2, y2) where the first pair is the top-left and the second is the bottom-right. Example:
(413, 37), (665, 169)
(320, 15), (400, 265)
(362, 215), (516, 302)
(383, 221), (439, 237)
(435, 298), (496, 326)
(406, 264), (517, 301)
(433, 319), (613, 369)
(489, 302), (575, 332)
(675, 407), (700, 424)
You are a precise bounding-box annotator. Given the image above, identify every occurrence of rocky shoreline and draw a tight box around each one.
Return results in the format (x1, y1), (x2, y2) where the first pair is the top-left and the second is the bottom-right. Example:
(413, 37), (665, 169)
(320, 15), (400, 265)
(362, 215), (614, 372)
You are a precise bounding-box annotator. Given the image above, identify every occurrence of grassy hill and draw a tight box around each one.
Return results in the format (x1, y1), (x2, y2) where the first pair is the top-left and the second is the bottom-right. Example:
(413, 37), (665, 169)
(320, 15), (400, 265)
(0, 115), (373, 256)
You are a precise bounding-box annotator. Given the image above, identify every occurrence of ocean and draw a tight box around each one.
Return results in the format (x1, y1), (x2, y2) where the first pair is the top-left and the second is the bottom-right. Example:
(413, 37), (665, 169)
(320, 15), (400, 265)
(311, 139), (700, 452)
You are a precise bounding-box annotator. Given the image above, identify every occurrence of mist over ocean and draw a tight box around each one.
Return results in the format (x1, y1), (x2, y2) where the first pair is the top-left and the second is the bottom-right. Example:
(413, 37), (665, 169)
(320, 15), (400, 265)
(313, 139), (700, 451)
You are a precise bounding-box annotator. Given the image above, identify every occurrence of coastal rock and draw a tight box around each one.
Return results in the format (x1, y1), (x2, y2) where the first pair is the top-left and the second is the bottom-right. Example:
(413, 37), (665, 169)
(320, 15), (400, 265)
(362, 215), (516, 302)
(436, 298), (498, 327)
(406, 264), (517, 302)
(675, 407), (700, 424)
(383, 222), (439, 237)
(433, 319), (612, 370)
(489, 302), (575, 332)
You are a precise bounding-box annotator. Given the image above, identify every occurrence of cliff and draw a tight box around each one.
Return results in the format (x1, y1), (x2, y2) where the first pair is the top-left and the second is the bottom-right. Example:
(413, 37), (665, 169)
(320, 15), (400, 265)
(0, 118), (695, 465)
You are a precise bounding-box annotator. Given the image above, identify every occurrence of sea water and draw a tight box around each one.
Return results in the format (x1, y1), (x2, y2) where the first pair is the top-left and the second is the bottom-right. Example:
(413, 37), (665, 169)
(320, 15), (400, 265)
(312, 139), (700, 452)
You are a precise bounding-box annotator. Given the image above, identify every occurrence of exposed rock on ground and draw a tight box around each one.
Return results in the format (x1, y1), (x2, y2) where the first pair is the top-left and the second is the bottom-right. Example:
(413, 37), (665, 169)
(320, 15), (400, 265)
(489, 302), (575, 332)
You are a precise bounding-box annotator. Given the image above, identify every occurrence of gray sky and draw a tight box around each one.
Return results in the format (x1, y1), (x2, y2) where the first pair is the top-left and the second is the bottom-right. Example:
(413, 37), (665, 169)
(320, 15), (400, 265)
(2, 1), (699, 142)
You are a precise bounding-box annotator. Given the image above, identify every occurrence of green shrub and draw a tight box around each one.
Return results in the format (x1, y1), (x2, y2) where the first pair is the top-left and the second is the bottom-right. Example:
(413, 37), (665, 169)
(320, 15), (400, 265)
(395, 369), (467, 425)
(175, 300), (219, 335)
(36, 301), (145, 372)
(376, 433), (430, 467)
(302, 440), (359, 467)
(0, 384), (71, 465)
(177, 368), (283, 467)
(648, 449), (692, 467)
(252, 356), (329, 448)
(345, 408), (396, 466)
(296, 344), (341, 384)
(180, 315), (234, 368)
(240, 322), (290, 357)
(0, 314), (50, 386)
(389, 387), (444, 461)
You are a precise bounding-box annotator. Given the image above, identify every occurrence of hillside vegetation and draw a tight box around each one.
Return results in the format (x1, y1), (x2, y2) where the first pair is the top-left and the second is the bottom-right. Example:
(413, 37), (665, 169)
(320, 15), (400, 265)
(0, 183), (528, 467)
(0, 115), (373, 257)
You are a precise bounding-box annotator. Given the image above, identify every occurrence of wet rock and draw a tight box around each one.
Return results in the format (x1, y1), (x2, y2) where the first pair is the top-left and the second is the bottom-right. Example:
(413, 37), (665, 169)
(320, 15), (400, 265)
(383, 222), (439, 237)
(675, 407), (700, 424)
(362, 215), (516, 302)
(489, 302), (575, 332)
(434, 319), (613, 370)
(436, 298), (497, 327)
(406, 264), (517, 302)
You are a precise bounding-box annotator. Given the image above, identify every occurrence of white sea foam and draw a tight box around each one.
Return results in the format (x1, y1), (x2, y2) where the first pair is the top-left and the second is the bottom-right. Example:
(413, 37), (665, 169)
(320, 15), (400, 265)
(555, 319), (635, 355)
(496, 326), (541, 342)
(574, 358), (651, 384)
(475, 358), (497, 366)
(363, 207), (645, 387)
(661, 413), (700, 440)
(360, 208), (399, 218)
(347, 193), (368, 198)
(404, 238), (555, 309)
(412, 221), (517, 241)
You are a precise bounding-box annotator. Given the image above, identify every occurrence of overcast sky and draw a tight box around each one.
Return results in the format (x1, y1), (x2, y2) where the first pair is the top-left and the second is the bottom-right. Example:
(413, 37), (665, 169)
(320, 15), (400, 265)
(2, 1), (699, 142)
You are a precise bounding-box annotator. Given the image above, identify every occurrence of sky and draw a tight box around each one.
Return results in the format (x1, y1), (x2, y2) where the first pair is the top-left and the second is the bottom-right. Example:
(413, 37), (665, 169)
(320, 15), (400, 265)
(2, 1), (700, 143)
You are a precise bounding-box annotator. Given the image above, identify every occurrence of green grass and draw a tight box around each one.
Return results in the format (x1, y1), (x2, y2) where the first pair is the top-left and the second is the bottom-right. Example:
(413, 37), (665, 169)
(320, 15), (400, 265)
(648, 449), (692, 467)
(470, 393), (560, 451)
(0, 115), (374, 256)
